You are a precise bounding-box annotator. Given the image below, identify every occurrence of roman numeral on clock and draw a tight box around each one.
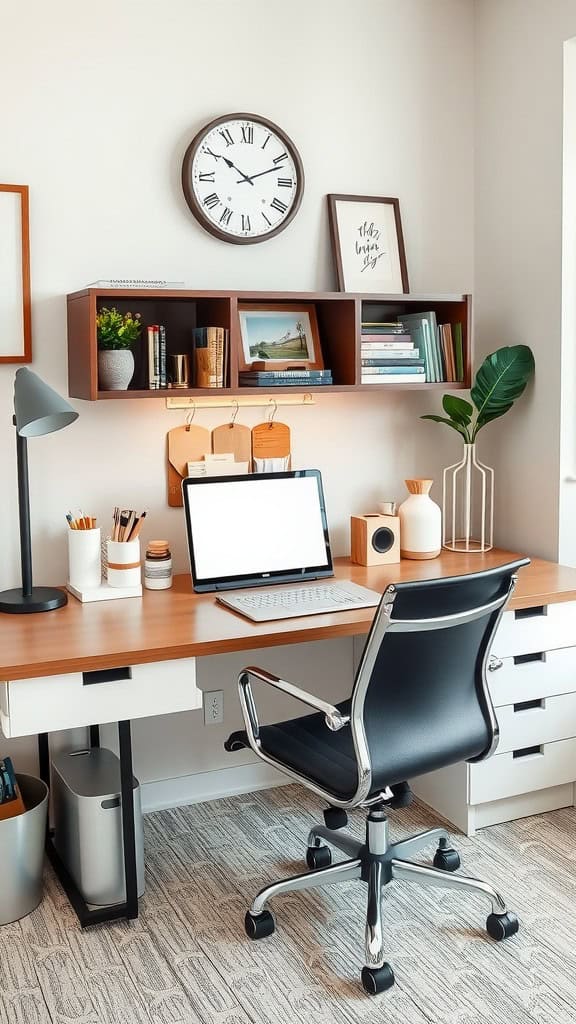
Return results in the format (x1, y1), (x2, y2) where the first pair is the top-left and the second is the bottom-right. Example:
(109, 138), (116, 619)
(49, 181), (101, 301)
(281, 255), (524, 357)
(241, 125), (254, 144)
(241, 214), (251, 232)
(218, 128), (234, 147)
(277, 177), (293, 188)
(262, 211), (272, 227)
(261, 134), (271, 150)
(203, 193), (219, 209)
(273, 152), (288, 165)
(198, 171), (215, 182)
(219, 207), (233, 226)
(270, 197), (288, 214)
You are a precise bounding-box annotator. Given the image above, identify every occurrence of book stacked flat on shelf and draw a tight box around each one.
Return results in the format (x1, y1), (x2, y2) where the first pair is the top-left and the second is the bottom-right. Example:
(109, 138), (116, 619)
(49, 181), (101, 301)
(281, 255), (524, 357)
(239, 369), (333, 387)
(193, 327), (229, 388)
(361, 322), (425, 384)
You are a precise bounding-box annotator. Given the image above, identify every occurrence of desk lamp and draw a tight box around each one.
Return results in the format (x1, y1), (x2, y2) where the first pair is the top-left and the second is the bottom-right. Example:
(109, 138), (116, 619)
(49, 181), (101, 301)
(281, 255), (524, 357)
(0, 368), (78, 613)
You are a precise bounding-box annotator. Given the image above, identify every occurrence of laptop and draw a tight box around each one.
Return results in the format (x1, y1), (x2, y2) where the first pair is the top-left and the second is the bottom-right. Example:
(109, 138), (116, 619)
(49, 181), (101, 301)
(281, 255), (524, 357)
(182, 470), (382, 622)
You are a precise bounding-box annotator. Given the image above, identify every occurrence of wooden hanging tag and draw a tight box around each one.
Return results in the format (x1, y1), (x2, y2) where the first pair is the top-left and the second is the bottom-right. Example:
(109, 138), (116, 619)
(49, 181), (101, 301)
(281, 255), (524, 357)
(167, 424), (211, 507)
(211, 422), (252, 467)
(251, 420), (291, 465)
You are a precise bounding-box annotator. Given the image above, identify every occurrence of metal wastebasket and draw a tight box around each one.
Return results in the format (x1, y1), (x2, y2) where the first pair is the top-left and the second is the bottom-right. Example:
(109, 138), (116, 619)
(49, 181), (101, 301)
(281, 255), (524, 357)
(51, 747), (145, 906)
(0, 773), (48, 925)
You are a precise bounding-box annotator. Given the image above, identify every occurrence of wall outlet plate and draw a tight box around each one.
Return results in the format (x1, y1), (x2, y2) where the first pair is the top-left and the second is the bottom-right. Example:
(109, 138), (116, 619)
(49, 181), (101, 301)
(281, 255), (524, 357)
(204, 690), (224, 725)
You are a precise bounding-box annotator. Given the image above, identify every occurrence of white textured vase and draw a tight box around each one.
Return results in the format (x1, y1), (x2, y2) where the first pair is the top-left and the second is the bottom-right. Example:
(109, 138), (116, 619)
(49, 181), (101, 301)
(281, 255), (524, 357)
(98, 349), (134, 390)
(398, 478), (441, 560)
(442, 443), (494, 553)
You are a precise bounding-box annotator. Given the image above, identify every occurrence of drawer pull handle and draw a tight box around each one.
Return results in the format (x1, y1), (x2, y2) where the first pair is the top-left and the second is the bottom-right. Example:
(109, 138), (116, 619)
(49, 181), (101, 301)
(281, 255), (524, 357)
(513, 745), (543, 759)
(513, 699), (544, 712)
(514, 652), (545, 666)
(83, 667), (132, 686)
(514, 606), (546, 620)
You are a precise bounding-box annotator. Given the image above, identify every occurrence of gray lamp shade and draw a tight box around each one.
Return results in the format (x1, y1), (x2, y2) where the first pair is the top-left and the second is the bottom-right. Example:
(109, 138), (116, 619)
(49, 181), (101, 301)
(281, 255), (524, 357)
(14, 368), (78, 438)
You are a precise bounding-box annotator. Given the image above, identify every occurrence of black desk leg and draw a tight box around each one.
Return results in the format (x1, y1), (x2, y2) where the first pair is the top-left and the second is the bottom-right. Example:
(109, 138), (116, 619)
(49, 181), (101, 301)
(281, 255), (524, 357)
(37, 721), (139, 927)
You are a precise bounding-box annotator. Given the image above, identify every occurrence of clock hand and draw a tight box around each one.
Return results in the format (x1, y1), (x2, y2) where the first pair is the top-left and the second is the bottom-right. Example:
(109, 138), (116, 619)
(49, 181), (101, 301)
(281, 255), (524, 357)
(236, 166), (281, 183)
(222, 156), (254, 185)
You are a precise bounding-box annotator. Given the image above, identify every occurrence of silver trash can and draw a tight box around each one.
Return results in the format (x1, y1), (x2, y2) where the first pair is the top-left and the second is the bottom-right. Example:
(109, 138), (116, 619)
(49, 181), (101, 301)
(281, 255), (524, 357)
(51, 747), (145, 906)
(0, 773), (48, 925)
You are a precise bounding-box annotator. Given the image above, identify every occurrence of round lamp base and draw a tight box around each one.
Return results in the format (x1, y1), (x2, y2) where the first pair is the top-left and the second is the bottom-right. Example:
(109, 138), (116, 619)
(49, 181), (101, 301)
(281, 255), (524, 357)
(0, 587), (68, 614)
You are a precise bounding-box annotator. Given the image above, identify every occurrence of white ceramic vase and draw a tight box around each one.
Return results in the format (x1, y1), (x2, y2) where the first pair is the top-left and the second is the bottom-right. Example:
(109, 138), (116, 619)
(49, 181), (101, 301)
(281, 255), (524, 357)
(398, 478), (441, 559)
(98, 349), (134, 390)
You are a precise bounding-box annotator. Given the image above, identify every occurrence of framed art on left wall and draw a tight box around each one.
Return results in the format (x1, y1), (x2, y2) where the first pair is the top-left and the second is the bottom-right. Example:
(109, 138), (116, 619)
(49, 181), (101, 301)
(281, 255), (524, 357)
(0, 184), (31, 363)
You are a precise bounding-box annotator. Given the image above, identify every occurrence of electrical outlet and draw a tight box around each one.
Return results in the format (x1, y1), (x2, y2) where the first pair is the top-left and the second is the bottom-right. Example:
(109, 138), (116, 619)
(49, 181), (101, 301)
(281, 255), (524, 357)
(204, 689), (224, 725)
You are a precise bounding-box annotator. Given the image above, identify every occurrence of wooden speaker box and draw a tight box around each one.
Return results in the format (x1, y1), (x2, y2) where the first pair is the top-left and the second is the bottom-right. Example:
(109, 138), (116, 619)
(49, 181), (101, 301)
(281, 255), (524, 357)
(350, 514), (400, 566)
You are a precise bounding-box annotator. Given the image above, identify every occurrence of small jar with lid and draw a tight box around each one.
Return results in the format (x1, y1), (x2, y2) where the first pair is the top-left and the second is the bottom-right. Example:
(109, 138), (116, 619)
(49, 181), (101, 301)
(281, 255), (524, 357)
(144, 540), (173, 590)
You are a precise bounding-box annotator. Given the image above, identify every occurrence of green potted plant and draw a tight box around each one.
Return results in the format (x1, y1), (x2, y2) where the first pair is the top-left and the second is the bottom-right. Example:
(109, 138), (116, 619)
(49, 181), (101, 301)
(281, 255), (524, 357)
(421, 345), (535, 552)
(96, 307), (142, 391)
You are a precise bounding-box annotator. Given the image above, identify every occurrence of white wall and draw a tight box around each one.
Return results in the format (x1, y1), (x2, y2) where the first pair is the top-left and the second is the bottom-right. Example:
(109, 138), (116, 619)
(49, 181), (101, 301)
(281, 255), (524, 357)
(0, 0), (474, 792)
(474, 0), (576, 561)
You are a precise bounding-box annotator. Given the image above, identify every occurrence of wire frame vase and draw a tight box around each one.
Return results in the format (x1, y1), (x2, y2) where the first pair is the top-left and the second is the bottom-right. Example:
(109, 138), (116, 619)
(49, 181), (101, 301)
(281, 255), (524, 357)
(442, 443), (494, 552)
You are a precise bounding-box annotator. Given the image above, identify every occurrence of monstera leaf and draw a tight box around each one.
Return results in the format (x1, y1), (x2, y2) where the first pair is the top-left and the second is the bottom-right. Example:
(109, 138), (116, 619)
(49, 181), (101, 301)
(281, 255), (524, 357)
(470, 345), (535, 439)
(421, 344), (534, 442)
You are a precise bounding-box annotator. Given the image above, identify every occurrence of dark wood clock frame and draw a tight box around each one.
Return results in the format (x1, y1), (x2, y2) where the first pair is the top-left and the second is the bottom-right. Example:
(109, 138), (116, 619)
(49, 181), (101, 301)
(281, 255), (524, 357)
(181, 112), (305, 245)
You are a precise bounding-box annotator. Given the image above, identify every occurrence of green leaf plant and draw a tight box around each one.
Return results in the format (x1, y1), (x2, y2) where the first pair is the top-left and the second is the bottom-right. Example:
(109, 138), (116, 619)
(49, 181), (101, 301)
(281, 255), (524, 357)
(421, 345), (535, 444)
(97, 307), (142, 350)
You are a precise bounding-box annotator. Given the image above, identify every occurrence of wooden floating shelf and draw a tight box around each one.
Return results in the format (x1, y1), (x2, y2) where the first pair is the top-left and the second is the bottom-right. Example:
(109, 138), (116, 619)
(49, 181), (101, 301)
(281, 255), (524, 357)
(67, 287), (472, 401)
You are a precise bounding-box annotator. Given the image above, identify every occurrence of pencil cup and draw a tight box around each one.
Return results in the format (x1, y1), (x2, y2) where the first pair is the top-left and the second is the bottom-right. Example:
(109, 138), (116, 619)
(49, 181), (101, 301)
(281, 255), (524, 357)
(106, 539), (141, 588)
(68, 528), (102, 591)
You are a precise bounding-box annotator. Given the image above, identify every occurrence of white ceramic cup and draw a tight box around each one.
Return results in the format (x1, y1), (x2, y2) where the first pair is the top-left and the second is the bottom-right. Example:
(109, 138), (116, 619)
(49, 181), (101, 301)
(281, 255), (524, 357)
(106, 538), (141, 588)
(68, 528), (102, 590)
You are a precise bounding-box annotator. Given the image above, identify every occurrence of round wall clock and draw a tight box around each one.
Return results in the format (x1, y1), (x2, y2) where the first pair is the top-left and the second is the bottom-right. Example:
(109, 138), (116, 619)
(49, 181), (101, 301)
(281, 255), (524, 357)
(181, 112), (304, 244)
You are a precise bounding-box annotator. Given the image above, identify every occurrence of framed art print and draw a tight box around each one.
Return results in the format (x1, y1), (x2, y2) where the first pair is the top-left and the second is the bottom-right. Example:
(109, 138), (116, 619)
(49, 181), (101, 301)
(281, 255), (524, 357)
(238, 303), (323, 370)
(0, 184), (31, 362)
(327, 194), (409, 294)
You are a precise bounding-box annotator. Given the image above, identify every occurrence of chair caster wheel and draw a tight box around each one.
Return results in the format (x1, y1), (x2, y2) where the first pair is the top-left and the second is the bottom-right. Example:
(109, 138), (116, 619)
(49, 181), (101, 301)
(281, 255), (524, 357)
(245, 910), (275, 940)
(486, 911), (519, 941)
(306, 845), (332, 869)
(361, 963), (395, 994)
(433, 847), (461, 872)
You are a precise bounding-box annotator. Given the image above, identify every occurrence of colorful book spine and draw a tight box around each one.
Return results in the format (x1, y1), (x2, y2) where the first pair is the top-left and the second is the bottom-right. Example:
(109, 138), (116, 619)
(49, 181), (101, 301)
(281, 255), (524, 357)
(241, 369), (332, 380)
(239, 378), (333, 387)
(361, 365), (425, 375)
(159, 325), (167, 387)
(362, 358), (425, 367)
(361, 340), (413, 350)
(361, 373), (426, 384)
(147, 325), (160, 389)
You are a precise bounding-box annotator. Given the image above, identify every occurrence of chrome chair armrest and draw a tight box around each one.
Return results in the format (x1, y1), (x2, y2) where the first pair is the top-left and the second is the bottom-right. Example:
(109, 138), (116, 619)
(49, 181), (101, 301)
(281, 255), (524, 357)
(238, 665), (350, 743)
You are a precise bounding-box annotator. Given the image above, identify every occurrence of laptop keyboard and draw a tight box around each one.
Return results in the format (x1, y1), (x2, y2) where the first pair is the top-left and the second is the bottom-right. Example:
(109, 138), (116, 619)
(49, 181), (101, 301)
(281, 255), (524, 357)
(232, 584), (361, 611)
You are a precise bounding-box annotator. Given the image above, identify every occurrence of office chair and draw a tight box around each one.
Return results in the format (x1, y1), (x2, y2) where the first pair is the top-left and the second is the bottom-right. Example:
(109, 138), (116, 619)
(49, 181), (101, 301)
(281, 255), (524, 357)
(225, 558), (529, 994)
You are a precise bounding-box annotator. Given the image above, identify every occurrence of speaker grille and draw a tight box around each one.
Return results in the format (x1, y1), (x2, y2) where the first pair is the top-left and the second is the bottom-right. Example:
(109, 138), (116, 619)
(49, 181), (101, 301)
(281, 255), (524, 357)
(372, 527), (394, 554)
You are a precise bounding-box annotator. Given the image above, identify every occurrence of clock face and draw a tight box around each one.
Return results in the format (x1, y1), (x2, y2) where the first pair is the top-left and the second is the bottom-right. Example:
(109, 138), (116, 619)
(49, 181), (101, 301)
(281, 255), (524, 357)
(182, 113), (304, 244)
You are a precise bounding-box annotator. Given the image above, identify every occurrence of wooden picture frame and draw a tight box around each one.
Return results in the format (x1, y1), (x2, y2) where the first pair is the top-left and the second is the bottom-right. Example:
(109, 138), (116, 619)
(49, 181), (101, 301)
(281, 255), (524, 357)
(237, 303), (323, 371)
(0, 184), (31, 363)
(327, 194), (409, 294)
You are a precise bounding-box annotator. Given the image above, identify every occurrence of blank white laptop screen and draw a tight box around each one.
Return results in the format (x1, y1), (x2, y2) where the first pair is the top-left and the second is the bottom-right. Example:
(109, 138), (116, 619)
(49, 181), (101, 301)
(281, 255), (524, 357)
(183, 471), (333, 592)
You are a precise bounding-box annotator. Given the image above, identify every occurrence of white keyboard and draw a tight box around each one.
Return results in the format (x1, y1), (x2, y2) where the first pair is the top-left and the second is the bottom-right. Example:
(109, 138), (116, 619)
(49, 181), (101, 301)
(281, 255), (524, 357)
(217, 581), (381, 622)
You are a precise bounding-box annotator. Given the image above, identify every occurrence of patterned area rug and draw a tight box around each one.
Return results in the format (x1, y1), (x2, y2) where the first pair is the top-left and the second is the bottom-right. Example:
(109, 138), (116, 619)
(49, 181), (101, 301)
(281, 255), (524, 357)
(1, 785), (576, 1024)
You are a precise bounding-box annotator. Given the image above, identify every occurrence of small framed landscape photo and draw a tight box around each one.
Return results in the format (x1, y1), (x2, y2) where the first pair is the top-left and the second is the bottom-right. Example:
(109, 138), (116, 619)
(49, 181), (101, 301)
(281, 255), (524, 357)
(238, 304), (323, 370)
(327, 194), (409, 294)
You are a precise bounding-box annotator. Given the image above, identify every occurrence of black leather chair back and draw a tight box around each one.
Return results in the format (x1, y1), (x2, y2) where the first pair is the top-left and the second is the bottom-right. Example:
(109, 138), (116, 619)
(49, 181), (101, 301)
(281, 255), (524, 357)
(350, 559), (530, 796)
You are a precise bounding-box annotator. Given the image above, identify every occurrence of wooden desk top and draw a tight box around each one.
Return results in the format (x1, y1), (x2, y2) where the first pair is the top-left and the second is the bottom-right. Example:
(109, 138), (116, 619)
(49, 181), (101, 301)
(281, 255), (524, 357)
(2, 549), (576, 681)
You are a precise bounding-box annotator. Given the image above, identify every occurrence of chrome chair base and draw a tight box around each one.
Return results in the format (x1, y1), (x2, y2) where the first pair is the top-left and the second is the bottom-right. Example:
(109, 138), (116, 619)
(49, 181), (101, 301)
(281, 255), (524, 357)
(245, 810), (518, 995)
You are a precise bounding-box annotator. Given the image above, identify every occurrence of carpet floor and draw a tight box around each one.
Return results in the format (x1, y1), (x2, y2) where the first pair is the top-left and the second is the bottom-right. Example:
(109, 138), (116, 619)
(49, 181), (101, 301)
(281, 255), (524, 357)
(1, 785), (576, 1024)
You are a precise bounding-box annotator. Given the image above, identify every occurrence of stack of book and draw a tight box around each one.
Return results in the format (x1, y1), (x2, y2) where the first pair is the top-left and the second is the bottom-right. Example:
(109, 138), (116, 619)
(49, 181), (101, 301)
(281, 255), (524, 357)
(239, 369), (333, 387)
(361, 322), (425, 384)
(193, 326), (229, 388)
(147, 324), (168, 388)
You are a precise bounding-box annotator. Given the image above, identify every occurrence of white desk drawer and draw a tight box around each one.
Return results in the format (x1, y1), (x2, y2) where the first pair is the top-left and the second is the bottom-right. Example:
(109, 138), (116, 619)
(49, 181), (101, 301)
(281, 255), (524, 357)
(496, 692), (576, 753)
(488, 647), (576, 707)
(0, 659), (201, 738)
(493, 602), (576, 658)
(469, 737), (576, 804)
